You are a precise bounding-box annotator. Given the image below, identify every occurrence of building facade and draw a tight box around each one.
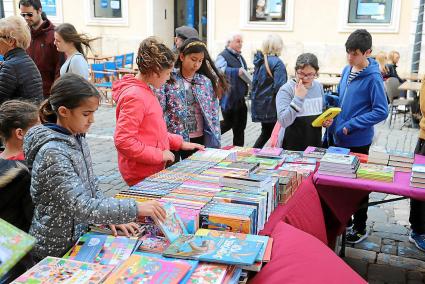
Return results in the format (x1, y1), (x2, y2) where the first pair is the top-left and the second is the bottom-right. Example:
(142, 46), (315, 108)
(2, 0), (424, 75)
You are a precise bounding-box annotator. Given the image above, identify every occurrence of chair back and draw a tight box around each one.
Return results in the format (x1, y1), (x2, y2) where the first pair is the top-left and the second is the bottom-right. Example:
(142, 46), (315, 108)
(124, 53), (134, 69)
(91, 63), (106, 80)
(384, 77), (401, 103)
(0, 55), (3, 62)
(114, 55), (124, 68)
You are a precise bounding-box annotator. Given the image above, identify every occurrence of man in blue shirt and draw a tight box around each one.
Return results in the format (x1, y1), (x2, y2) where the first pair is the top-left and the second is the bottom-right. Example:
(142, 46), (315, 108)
(329, 29), (388, 244)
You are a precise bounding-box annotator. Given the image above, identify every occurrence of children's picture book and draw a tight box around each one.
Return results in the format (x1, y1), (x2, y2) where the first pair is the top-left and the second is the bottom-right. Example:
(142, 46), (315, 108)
(186, 262), (228, 284)
(72, 234), (107, 263)
(255, 147), (283, 158)
(311, 107), (341, 127)
(103, 254), (191, 284)
(12, 256), (113, 284)
(136, 235), (170, 253)
(156, 203), (189, 243)
(0, 219), (36, 278)
(303, 146), (327, 158)
(195, 228), (270, 263)
(162, 234), (263, 266)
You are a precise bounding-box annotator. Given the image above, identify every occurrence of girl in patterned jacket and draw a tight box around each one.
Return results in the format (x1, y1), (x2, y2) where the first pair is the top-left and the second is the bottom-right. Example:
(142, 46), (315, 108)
(157, 38), (229, 160)
(24, 73), (167, 260)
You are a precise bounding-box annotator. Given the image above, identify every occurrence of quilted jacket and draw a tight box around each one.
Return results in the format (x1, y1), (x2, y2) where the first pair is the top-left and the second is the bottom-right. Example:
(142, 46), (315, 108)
(24, 124), (138, 259)
(156, 70), (221, 148)
(0, 48), (43, 105)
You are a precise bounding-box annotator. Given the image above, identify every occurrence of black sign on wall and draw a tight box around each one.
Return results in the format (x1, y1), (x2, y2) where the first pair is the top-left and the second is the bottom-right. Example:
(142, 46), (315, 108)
(0, 0), (5, 19)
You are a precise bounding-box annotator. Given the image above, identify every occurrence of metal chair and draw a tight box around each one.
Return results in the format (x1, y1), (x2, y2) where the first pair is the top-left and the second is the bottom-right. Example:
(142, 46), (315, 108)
(114, 54), (125, 69)
(385, 77), (414, 128)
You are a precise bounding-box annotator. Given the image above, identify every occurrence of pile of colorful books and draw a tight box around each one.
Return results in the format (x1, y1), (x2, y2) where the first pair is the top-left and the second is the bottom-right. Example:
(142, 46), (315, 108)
(387, 150), (414, 173)
(410, 163), (425, 189)
(357, 163), (395, 182)
(318, 153), (360, 178)
(303, 146), (327, 160)
(367, 146), (389, 166)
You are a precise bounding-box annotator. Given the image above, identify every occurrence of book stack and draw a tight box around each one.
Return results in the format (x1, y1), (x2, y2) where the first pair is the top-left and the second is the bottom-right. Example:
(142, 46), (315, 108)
(254, 147), (283, 159)
(388, 150), (414, 173)
(115, 180), (181, 202)
(281, 150), (316, 164)
(215, 161), (260, 175)
(357, 163), (395, 182)
(367, 146), (389, 166)
(318, 153), (360, 178)
(303, 146), (327, 160)
(326, 146), (350, 155)
(410, 164), (425, 189)
(279, 163), (316, 183)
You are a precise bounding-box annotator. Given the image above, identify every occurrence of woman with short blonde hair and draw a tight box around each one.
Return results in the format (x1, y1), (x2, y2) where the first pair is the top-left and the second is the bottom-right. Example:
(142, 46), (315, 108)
(0, 15), (42, 104)
(0, 15), (31, 49)
(262, 34), (283, 56)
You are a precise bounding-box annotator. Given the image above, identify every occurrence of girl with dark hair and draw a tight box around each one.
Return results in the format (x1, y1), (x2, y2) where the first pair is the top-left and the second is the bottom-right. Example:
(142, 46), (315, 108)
(157, 38), (228, 160)
(54, 23), (97, 79)
(113, 37), (204, 186)
(275, 53), (333, 151)
(23, 73), (166, 260)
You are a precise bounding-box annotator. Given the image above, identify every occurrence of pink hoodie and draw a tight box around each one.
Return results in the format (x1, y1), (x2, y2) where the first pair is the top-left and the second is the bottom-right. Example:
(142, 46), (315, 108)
(113, 75), (183, 185)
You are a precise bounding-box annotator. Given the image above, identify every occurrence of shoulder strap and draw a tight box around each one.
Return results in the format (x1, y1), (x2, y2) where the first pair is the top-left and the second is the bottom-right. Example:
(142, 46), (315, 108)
(264, 54), (273, 79)
(65, 53), (78, 73)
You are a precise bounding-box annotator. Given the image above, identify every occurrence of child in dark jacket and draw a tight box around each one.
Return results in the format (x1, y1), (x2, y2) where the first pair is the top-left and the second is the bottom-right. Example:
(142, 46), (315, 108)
(0, 100), (39, 232)
(0, 100), (39, 283)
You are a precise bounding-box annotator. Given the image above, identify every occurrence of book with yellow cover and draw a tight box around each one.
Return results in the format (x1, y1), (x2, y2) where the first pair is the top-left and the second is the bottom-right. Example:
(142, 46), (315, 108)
(311, 107), (341, 127)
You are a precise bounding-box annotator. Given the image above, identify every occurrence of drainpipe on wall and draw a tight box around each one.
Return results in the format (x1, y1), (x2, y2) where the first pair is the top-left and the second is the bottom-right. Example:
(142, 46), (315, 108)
(411, 0), (424, 74)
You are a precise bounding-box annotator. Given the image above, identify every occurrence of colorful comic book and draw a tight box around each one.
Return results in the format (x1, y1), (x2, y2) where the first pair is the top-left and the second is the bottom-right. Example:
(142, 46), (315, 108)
(136, 235), (170, 253)
(163, 234), (263, 266)
(103, 254), (191, 284)
(187, 262), (228, 284)
(13, 256), (113, 284)
(195, 229), (270, 263)
(0, 219), (36, 278)
(156, 203), (189, 243)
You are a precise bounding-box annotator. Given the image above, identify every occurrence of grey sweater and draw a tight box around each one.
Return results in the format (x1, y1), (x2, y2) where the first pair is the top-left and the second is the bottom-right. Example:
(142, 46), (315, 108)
(275, 79), (324, 147)
(24, 125), (137, 259)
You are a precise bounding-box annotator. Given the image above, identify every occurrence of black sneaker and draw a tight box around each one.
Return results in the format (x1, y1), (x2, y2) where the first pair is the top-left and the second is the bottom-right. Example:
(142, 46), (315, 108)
(346, 228), (368, 244)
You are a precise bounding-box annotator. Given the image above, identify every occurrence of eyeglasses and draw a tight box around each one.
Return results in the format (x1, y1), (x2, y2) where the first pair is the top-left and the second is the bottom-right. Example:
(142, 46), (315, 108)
(296, 71), (317, 79)
(20, 12), (34, 18)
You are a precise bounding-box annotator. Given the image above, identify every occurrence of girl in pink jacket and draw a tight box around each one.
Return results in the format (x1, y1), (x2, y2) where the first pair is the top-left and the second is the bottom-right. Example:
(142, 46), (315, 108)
(113, 37), (204, 186)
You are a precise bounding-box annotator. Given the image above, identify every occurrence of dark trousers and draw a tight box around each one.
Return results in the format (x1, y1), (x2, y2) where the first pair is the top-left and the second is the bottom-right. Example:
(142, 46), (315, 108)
(220, 102), (247, 147)
(346, 144), (371, 232)
(410, 138), (425, 234)
(253, 122), (275, 148)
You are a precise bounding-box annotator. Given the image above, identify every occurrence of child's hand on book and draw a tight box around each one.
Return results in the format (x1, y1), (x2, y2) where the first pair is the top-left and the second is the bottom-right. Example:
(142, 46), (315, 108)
(181, 142), (205, 151)
(322, 118), (333, 128)
(137, 200), (166, 223)
(109, 222), (141, 237)
(162, 150), (175, 163)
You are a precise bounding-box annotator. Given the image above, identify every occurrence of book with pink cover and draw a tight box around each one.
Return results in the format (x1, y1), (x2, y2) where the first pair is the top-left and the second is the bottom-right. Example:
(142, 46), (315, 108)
(187, 263), (228, 284)
(103, 254), (191, 284)
(136, 234), (170, 253)
(13, 256), (113, 284)
(255, 147), (283, 158)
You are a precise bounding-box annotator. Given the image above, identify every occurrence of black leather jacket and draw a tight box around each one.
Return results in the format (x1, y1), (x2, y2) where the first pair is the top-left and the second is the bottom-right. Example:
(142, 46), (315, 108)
(0, 47), (43, 105)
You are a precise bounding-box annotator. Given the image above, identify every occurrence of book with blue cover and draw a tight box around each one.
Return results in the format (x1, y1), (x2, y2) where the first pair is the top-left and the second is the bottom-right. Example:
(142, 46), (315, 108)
(162, 234), (263, 266)
(326, 146), (350, 155)
(156, 203), (189, 243)
(72, 234), (107, 263)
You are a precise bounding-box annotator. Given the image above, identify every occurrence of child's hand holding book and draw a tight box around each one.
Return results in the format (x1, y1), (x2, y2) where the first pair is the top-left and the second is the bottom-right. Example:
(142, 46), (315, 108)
(137, 200), (167, 223)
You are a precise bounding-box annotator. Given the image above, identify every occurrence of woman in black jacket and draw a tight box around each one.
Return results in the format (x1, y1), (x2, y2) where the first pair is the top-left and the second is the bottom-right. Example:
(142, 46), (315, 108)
(0, 16), (43, 105)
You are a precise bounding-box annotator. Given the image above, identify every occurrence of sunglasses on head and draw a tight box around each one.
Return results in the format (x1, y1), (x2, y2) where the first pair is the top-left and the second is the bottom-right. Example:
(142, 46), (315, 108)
(20, 12), (34, 18)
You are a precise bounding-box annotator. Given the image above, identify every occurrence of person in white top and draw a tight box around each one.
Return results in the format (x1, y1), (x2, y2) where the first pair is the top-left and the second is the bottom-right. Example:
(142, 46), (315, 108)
(53, 23), (96, 80)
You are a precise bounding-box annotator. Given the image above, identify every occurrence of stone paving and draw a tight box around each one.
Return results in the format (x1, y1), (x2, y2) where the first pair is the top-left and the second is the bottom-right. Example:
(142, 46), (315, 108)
(87, 103), (425, 283)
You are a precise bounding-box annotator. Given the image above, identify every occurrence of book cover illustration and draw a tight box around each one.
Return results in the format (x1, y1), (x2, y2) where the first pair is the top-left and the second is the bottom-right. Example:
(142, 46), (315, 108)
(163, 234), (262, 266)
(195, 229), (269, 262)
(97, 236), (138, 266)
(156, 203), (188, 243)
(12, 256), (113, 284)
(326, 146), (350, 155)
(0, 219), (36, 278)
(255, 147), (283, 158)
(103, 254), (191, 284)
(73, 234), (107, 263)
(320, 153), (357, 165)
(186, 262), (228, 284)
(136, 235), (170, 253)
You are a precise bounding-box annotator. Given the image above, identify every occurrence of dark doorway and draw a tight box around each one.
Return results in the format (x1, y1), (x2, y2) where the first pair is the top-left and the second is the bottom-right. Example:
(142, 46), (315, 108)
(174, 0), (207, 42)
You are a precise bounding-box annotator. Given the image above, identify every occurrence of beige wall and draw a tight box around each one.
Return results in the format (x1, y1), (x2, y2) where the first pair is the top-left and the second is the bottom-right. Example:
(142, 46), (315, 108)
(210, 0), (418, 76)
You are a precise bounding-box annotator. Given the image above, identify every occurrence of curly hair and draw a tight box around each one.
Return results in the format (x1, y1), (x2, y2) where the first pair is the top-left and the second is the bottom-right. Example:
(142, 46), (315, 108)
(136, 37), (175, 76)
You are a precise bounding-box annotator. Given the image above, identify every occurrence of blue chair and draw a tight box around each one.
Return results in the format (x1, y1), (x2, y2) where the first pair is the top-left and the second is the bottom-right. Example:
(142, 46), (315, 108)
(0, 55), (3, 61)
(90, 63), (116, 106)
(124, 52), (134, 69)
(114, 55), (124, 69)
(104, 61), (118, 76)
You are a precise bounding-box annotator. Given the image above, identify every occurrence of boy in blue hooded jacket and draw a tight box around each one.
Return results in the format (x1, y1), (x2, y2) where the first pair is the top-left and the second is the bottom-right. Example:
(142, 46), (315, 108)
(328, 29), (388, 244)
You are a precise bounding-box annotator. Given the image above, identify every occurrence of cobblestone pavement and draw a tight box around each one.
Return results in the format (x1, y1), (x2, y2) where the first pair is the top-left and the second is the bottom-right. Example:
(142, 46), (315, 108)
(88, 104), (424, 283)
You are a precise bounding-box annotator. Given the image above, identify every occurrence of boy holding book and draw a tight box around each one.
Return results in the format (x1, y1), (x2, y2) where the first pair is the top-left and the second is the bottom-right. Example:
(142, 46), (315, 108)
(327, 29), (388, 244)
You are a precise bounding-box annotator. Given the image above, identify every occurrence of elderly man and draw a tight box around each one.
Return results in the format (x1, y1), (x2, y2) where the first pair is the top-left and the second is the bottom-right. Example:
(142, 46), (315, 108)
(215, 33), (250, 147)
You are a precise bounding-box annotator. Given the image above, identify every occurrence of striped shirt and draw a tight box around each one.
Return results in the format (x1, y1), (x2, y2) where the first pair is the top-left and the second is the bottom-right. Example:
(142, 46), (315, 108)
(348, 66), (367, 84)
